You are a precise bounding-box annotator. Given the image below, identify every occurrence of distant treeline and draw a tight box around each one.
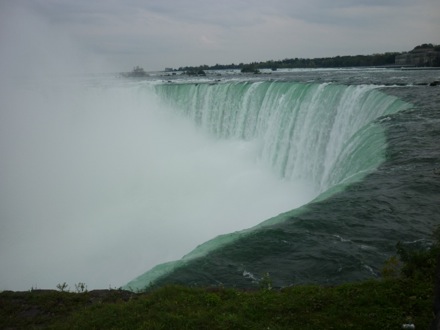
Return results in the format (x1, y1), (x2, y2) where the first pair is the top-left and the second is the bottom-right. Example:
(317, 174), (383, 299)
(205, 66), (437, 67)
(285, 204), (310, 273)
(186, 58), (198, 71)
(177, 44), (440, 72)
(178, 53), (398, 72)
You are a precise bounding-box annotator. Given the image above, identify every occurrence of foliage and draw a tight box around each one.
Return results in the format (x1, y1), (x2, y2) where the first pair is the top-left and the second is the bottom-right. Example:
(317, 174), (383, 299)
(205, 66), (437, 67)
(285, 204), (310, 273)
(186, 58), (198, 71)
(381, 255), (403, 279)
(0, 278), (434, 329)
(397, 227), (440, 281)
(240, 65), (261, 74)
(1, 228), (437, 329)
(258, 272), (273, 291)
(56, 282), (69, 292)
(413, 43), (436, 50)
(74, 282), (87, 293)
(178, 44), (440, 72)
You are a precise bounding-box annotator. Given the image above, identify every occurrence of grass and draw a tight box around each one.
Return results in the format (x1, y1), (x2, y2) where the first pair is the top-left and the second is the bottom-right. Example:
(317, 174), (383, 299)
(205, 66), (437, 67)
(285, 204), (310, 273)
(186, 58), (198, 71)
(1, 230), (438, 329)
(0, 278), (433, 329)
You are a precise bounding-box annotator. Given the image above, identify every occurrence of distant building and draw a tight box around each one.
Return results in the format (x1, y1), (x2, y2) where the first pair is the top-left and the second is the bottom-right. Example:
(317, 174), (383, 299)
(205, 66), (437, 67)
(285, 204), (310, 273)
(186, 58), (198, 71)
(164, 67), (174, 72)
(122, 66), (148, 78)
(395, 47), (440, 67)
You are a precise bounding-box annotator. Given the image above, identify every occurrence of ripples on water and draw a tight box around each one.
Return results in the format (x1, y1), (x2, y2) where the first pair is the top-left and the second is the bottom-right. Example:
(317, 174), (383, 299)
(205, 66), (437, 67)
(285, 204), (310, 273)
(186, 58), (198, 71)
(125, 68), (440, 290)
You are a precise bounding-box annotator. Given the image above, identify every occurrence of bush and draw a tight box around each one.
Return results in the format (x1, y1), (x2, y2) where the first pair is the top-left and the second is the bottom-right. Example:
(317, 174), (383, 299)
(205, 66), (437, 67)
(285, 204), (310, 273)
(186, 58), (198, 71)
(397, 243), (437, 280)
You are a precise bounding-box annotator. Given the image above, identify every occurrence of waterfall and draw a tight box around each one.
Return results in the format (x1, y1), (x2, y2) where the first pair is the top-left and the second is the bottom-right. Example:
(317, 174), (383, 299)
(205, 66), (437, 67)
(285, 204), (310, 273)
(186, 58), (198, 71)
(154, 81), (411, 192)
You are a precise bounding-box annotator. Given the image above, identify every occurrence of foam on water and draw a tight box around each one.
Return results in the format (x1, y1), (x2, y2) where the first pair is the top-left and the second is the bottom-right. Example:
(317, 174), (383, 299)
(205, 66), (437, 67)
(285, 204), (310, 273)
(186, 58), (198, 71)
(0, 79), (316, 290)
(124, 80), (412, 290)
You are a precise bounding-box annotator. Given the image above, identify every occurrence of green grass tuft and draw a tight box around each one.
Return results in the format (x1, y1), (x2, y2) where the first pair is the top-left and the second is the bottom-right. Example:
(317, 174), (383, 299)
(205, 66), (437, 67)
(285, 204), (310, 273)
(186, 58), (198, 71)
(1, 228), (438, 329)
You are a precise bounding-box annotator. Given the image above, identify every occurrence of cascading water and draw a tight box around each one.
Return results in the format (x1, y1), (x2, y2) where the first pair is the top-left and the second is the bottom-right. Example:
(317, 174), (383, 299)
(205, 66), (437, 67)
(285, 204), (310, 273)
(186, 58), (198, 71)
(124, 80), (413, 290)
(155, 81), (410, 193)
(3, 68), (438, 292)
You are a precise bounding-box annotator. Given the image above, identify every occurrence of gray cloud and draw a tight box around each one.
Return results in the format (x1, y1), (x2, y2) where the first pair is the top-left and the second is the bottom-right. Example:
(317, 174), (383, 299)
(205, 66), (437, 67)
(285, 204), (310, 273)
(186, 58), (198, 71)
(3, 0), (437, 70)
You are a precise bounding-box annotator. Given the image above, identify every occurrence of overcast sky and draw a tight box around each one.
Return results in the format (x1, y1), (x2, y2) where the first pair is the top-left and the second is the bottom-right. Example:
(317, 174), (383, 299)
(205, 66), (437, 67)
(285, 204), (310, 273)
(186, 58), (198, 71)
(1, 0), (440, 72)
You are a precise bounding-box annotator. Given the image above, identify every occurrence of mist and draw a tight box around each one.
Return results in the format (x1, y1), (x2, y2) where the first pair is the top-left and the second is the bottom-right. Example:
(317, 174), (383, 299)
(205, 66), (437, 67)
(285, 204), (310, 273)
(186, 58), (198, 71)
(0, 4), (315, 290)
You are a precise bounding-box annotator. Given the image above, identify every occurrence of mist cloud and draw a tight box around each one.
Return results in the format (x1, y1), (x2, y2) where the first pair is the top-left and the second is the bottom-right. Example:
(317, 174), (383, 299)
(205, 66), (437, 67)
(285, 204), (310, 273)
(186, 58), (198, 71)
(0, 79), (313, 290)
(0, 4), (315, 290)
